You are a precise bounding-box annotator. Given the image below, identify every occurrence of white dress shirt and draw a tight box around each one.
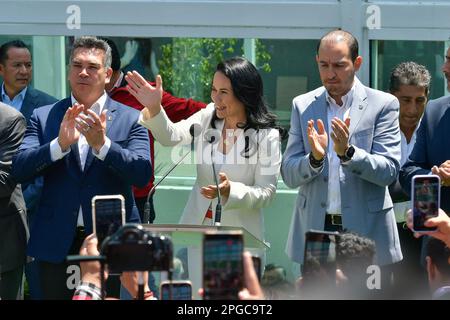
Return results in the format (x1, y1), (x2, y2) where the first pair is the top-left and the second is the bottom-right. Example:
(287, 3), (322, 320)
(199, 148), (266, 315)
(393, 127), (418, 222)
(310, 84), (355, 215)
(2, 84), (27, 111)
(49, 92), (111, 226)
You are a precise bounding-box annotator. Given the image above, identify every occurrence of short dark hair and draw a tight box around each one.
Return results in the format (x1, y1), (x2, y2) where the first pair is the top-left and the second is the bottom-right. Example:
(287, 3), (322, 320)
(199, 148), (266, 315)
(427, 238), (450, 278)
(99, 38), (121, 72)
(69, 36), (112, 69)
(389, 61), (431, 96)
(336, 232), (376, 275)
(0, 40), (29, 64)
(317, 29), (359, 62)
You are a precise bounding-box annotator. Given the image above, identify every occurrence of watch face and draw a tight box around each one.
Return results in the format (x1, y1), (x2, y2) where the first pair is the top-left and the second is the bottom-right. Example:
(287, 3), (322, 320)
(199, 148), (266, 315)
(347, 145), (355, 157)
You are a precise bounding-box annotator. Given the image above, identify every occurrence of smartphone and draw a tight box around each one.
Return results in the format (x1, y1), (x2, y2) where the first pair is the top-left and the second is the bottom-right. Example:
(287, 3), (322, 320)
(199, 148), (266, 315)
(302, 230), (340, 289)
(412, 175), (440, 232)
(160, 280), (192, 300)
(91, 195), (126, 248)
(251, 256), (262, 281)
(202, 231), (244, 300)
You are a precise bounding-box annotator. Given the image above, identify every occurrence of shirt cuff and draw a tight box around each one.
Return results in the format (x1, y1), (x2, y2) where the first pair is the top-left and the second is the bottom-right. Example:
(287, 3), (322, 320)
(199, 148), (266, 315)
(50, 138), (71, 161)
(309, 161), (323, 172)
(92, 137), (111, 160)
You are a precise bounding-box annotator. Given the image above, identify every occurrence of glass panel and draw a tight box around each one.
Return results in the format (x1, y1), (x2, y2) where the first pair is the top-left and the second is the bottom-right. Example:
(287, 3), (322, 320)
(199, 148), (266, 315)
(0, 35), (65, 99)
(372, 40), (445, 100)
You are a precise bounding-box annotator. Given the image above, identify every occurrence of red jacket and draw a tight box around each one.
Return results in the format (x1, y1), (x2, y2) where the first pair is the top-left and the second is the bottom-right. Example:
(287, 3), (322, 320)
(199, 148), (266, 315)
(110, 83), (207, 198)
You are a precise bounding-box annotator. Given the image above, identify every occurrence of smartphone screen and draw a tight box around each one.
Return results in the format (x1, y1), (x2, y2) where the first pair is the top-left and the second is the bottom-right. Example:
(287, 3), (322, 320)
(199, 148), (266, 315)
(412, 175), (440, 232)
(160, 281), (192, 300)
(92, 195), (125, 247)
(251, 256), (262, 281)
(302, 230), (339, 290)
(203, 231), (244, 300)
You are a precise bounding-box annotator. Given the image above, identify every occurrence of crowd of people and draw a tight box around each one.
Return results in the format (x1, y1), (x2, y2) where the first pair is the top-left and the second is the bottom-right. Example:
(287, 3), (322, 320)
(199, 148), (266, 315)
(1, 29), (450, 300)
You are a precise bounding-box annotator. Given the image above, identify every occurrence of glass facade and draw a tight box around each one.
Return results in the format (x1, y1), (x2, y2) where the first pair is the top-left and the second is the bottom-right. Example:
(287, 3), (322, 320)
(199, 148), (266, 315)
(372, 40), (446, 99)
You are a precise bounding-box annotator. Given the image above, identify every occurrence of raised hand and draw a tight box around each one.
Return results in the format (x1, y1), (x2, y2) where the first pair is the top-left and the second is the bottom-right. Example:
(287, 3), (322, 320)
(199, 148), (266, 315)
(58, 103), (84, 151)
(75, 108), (107, 153)
(125, 71), (163, 118)
(307, 119), (328, 160)
(120, 40), (139, 68)
(331, 117), (351, 156)
(200, 172), (231, 199)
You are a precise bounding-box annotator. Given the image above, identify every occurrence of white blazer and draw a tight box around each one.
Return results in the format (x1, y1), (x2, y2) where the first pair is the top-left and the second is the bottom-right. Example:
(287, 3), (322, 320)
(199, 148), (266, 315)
(139, 103), (281, 241)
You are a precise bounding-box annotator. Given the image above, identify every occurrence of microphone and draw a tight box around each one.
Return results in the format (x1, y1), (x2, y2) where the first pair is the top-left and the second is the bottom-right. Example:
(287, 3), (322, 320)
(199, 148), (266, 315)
(143, 123), (201, 224)
(206, 134), (222, 226)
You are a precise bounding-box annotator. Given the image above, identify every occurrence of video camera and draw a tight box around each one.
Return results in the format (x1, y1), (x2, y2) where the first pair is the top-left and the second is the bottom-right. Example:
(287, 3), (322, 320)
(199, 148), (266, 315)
(101, 223), (173, 273)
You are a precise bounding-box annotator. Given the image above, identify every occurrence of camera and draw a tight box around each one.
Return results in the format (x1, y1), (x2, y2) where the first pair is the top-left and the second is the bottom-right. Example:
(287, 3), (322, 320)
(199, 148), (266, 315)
(101, 223), (173, 273)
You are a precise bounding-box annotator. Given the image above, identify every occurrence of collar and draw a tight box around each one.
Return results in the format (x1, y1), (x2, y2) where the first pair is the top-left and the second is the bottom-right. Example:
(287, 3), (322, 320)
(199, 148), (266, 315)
(325, 79), (357, 109)
(2, 83), (28, 101)
(71, 91), (108, 115)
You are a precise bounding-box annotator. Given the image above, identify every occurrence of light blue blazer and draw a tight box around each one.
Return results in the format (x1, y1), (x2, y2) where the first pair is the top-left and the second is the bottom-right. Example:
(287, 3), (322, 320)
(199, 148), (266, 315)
(282, 78), (403, 266)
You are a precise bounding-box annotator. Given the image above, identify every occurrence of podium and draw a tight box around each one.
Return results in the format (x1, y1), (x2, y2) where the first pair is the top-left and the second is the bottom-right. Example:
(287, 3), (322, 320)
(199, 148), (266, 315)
(141, 224), (270, 250)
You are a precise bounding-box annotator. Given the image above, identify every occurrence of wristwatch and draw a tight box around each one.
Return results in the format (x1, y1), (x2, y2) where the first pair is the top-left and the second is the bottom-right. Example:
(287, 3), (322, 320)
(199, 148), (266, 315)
(309, 152), (325, 168)
(338, 145), (355, 162)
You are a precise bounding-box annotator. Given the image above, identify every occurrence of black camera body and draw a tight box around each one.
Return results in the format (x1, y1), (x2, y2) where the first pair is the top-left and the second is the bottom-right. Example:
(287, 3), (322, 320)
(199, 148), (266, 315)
(101, 224), (173, 273)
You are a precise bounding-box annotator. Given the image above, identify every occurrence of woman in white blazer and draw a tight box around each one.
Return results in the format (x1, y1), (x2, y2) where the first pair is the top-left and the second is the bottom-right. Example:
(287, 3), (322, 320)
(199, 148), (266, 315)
(126, 57), (285, 292)
(127, 57), (285, 241)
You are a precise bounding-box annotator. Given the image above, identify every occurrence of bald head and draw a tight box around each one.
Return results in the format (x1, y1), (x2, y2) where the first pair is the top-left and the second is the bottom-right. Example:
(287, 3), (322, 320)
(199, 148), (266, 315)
(317, 30), (359, 62)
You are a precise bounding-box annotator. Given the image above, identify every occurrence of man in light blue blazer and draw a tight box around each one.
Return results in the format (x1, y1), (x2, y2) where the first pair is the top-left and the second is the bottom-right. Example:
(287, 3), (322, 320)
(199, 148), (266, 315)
(12, 37), (151, 299)
(282, 30), (402, 270)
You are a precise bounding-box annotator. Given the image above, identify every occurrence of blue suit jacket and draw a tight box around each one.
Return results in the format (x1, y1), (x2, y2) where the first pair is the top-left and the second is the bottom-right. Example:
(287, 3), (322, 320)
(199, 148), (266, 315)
(12, 96), (151, 263)
(282, 78), (402, 266)
(400, 96), (450, 212)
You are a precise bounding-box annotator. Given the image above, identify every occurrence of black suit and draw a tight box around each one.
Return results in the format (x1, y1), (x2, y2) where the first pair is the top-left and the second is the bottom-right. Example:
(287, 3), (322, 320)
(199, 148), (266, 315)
(0, 102), (27, 300)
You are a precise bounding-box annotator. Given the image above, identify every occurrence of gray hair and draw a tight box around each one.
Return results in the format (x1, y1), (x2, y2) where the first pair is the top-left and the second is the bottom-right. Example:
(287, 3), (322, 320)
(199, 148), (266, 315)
(389, 61), (431, 95)
(69, 36), (112, 69)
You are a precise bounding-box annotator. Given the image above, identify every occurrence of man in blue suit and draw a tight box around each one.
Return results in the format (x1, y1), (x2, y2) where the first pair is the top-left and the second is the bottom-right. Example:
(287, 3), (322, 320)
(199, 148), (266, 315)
(400, 47), (450, 213)
(282, 30), (402, 279)
(0, 40), (58, 299)
(12, 36), (151, 299)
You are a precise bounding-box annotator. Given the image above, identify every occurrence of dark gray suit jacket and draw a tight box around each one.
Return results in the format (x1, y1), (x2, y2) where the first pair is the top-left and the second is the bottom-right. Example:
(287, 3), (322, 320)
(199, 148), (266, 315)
(0, 85), (57, 213)
(0, 102), (28, 273)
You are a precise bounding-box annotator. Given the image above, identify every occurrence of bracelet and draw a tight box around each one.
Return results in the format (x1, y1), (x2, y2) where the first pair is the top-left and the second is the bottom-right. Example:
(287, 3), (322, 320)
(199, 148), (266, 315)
(309, 152), (325, 168)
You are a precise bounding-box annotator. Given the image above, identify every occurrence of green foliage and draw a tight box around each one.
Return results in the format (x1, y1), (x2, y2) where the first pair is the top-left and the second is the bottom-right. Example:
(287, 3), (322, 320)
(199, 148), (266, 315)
(158, 38), (271, 102)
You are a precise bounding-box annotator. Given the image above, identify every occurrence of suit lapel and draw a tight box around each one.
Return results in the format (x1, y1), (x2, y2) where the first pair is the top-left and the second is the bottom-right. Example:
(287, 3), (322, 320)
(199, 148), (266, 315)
(348, 79), (368, 140)
(20, 87), (36, 123)
(312, 91), (330, 152)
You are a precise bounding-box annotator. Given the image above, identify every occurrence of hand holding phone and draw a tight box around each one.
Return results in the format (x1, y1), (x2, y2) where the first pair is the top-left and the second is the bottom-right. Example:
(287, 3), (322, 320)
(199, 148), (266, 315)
(412, 175), (440, 233)
(91, 195), (126, 248)
(202, 231), (244, 300)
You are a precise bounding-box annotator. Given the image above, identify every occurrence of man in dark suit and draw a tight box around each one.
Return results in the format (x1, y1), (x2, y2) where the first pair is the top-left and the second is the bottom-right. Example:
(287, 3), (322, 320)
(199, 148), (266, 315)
(400, 47), (450, 213)
(12, 36), (151, 299)
(0, 102), (28, 300)
(0, 40), (57, 125)
(0, 39), (58, 299)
